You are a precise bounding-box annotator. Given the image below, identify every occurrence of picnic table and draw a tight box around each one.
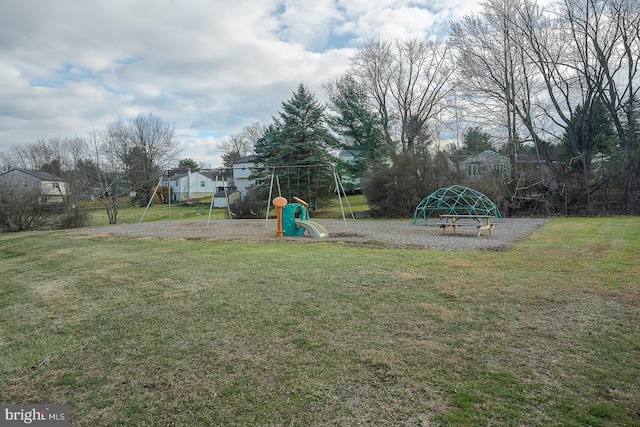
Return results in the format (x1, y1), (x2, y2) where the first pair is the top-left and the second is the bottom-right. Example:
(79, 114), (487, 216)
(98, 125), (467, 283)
(436, 214), (495, 237)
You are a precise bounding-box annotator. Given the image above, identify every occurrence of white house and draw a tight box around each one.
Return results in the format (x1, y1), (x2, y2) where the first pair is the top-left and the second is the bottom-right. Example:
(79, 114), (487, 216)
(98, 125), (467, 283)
(0, 169), (67, 203)
(161, 170), (225, 202)
(213, 186), (240, 208)
(231, 155), (258, 199)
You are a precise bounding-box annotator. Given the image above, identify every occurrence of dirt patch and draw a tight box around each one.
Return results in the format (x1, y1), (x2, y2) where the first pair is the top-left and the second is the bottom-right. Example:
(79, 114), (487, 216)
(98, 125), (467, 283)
(68, 218), (548, 251)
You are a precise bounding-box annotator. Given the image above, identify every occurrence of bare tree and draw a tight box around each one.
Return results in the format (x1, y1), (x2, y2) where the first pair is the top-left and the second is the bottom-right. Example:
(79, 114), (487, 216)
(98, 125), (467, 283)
(218, 122), (264, 168)
(104, 113), (181, 205)
(350, 38), (396, 150)
(564, 0), (640, 212)
(79, 129), (120, 224)
(2, 136), (88, 173)
(350, 37), (455, 155)
(391, 38), (456, 154)
(451, 0), (545, 184)
(508, 0), (640, 212)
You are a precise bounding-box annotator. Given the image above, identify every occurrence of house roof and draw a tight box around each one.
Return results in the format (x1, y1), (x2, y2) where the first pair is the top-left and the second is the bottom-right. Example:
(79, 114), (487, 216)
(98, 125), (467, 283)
(449, 150), (509, 164)
(214, 188), (238, 197)
(233, 155), (257, 164)
(167, 172), (189, 181)
(4, 169), (64, 181)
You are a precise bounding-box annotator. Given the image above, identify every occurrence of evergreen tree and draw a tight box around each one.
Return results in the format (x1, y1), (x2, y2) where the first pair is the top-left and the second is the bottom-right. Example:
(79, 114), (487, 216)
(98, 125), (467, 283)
(458, 127), (493, 155)
(256, 83), (338, 166)
(324, 75), (389, 175)
(254, 84), (338, 203)
(562, 99), (616, 172)
(178, 158), (200, 171)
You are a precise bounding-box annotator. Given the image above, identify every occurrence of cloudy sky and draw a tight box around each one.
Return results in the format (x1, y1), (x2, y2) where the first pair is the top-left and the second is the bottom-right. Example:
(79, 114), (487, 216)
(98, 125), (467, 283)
(1, 0), (484, 167)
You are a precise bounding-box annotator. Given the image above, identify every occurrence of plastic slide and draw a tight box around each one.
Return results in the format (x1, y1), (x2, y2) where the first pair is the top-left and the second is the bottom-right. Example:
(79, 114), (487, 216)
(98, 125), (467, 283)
(295, 220), (329, 238)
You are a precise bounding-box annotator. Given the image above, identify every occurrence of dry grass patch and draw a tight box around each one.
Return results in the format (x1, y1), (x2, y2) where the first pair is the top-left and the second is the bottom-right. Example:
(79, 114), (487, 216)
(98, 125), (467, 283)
(1, 217), (639, 426)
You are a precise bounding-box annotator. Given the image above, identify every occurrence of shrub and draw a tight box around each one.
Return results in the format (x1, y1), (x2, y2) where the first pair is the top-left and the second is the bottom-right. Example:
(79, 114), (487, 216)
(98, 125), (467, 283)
(229, 188), (266, 219)
(0, 183), (55, 232)
(0, 183), (90, 232)
(362, 153), (458, 218)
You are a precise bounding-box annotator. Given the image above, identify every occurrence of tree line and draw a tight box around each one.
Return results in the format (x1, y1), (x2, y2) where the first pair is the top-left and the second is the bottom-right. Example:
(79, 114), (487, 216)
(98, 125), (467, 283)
(224, 0), (639, 216)
(2, 0), (639, 230)
(0, 114), (181, 229)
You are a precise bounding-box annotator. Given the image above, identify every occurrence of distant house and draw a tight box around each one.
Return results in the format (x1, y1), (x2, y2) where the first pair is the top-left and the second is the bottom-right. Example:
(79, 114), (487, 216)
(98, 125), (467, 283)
(160, 170), (224, 202)
(0, 169), (67, 203)
(213, 186), (240, 208)
(449, 150), (511, 180)
(231, 155), (259, 199)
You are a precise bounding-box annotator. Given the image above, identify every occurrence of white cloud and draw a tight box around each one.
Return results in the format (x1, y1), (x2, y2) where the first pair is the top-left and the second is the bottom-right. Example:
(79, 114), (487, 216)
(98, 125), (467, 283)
(0, 0), (483, 168)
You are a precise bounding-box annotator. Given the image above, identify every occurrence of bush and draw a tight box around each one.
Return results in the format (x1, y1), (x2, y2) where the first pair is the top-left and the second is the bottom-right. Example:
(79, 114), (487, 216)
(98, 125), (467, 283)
(229, 189), (266, 219)
(58, 201), (91, 229)
(362, 153), (459, 218)
(0, 183), (90, 232)
(0, 184), (55, 232)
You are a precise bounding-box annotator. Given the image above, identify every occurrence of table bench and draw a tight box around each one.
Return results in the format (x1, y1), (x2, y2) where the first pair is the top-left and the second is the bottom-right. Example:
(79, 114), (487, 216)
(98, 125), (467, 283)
(436, 214), (495, 237)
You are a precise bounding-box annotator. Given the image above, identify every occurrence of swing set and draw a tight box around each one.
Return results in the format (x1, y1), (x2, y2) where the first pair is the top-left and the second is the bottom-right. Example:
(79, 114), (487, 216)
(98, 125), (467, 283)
(139, 164), (355, 229)
(140, 169), (234, 225)
(264, 163), (355, 229)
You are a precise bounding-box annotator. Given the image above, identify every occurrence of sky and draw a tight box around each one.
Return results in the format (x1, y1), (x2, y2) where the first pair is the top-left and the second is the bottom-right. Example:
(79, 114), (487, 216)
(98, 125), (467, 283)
(0, 0), (485, 168)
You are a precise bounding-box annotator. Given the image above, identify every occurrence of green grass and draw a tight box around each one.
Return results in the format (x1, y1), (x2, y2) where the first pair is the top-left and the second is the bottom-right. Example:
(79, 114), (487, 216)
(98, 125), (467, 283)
(1, 217), (639, 426)
(85, 194), (368, 226)
(85, 201), (229, 226)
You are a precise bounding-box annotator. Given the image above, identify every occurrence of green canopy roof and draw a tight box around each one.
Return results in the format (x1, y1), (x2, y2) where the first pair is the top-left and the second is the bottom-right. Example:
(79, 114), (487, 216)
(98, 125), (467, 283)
(413, 185), (502, 224)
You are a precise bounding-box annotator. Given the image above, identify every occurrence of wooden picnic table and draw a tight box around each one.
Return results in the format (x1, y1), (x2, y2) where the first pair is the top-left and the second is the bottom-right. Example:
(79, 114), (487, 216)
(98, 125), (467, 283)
(437, 214), (495, 237)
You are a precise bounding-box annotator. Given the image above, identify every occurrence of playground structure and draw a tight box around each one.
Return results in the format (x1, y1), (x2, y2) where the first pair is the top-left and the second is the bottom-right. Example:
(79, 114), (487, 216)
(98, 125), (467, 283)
(272, 196), (328, 238)
(264, 164), (354, 230)
(413, 185), (502, 225)
(141, 171), (233, 224)
(140, 164), (355, 229)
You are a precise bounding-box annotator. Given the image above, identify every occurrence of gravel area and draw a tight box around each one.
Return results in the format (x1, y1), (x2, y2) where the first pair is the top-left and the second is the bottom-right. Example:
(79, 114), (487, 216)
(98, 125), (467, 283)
(69, 217), (549, 251)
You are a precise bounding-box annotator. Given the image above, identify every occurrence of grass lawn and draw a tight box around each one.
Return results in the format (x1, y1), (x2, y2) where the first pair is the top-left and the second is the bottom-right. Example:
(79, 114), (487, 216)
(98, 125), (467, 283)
(84, 193), (369, 226)
(1, 217), (639, 426)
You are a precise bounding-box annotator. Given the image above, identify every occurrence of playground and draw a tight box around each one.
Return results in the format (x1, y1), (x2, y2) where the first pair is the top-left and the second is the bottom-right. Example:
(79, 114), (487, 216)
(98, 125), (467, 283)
(70, 217), (547, 251)
(72, 185), (548, 250)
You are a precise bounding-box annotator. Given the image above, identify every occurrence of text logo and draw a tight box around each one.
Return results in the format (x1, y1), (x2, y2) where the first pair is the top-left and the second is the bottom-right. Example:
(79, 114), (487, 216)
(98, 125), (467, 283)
(1, 405), (69, 426)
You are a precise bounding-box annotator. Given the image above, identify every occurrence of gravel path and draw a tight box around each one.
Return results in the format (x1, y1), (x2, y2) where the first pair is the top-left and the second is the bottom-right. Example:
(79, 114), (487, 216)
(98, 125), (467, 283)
(69, 218), (549, 251)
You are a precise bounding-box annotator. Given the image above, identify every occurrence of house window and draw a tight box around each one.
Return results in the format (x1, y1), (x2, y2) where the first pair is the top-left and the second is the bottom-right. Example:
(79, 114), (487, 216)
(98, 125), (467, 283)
(200, 180), (205, 187)
(467, 164), (479, 176)
(23, 180), (29, 187)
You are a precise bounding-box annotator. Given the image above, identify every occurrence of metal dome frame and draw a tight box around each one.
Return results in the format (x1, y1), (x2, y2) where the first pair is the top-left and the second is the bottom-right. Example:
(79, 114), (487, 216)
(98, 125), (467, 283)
(413, 185), (502, 225)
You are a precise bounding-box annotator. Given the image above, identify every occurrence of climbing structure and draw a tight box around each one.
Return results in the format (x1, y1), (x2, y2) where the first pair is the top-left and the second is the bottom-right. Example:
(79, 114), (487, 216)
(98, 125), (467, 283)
(413, 185), (502, 224)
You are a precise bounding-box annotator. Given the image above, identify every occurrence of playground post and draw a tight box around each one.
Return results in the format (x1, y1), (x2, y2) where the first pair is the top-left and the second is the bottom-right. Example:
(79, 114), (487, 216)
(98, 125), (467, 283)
(272, 196), (288, 237)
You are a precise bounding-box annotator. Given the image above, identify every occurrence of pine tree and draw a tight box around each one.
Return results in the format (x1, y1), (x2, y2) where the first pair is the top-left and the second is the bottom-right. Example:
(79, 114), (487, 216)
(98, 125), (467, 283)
(256, 83), (337, 166)
(254, 84), (338, 203)
(325, 75), (389, 175)
(459, 127), (493, 155)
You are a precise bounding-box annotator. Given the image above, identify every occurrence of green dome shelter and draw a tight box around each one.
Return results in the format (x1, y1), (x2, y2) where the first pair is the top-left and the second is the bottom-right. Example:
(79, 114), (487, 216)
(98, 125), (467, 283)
(413, 185), (502, 225)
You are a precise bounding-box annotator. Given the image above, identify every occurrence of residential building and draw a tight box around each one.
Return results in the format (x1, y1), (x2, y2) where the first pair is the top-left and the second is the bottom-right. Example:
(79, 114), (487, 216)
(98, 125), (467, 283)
(213, 186), (240, 208)
(449, 150), (511, 180)
(160, 170), (225, 202)
(0, 169), (67, 203)
(231, 155), (258, 199)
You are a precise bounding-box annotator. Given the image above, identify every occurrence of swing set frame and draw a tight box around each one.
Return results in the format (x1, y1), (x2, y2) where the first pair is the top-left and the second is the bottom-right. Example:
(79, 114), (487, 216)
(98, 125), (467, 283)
(139, 164), (356, 229)
(264, 163), (355, 229)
